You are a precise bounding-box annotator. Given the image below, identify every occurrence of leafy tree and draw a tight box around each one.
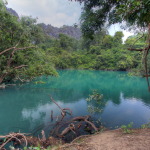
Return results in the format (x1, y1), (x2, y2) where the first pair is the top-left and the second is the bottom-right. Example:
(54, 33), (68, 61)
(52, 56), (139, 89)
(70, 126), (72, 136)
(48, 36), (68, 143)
(70, 0), (150, 37)
(113, 31), (124, 47)
(58, 33), (79, 52)
(125, 34), (146, 49)
(70, 0), (150, 90)
(101, 35), (114, 49)
(0, 1), (57, 84)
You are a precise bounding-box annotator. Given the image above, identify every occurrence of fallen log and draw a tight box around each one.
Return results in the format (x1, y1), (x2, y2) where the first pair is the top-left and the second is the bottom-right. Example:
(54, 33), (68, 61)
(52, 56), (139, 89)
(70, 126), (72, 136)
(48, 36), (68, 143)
(60, 123), (76, 137)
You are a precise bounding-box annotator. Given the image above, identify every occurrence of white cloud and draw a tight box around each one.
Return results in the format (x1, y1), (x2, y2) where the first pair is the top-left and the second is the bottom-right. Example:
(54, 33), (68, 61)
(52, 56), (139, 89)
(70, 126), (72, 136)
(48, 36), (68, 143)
(108, 24), (134, 42)
(7, 0), (81, 27)
(7, 1), (134, 40)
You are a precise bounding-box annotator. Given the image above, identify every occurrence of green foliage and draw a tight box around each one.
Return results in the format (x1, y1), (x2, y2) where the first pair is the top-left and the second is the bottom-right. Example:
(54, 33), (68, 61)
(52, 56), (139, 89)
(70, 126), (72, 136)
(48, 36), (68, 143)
(86, 90), (106, 114)
(23, 145), (60, 150)
(73, 0), (150, 38)
(0, 1), (146, 84)
(86, 90), (103, 102)
(121, 122), (133, 134)
(141, 122), (150, 129)
(0, 3), (57, 83)
(70, 0), (150, 77)
(45, 31), (143, 72)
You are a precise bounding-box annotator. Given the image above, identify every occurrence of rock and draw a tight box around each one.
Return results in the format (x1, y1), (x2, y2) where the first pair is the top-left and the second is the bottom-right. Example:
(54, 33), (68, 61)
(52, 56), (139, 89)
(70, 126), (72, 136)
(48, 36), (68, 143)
(0, 84), (6, 89)
(38, 23), (82, 40)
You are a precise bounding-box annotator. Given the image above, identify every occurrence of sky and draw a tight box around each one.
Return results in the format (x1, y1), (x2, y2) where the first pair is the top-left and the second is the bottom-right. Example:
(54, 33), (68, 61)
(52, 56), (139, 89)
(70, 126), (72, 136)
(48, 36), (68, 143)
(7, 0), (133, 41)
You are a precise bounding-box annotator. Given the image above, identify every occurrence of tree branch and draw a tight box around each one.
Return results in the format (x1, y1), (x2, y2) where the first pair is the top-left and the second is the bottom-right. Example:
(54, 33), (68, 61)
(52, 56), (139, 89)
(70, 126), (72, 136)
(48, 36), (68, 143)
(7, 46), (35, 67)
(128, 48), (144, 51)
(0, 47), (15, 55)
(143, 75), (150, 77)
(128, 45), (150, 51)
(0, 46), (35, 56)
(15, 46), (35, 51)
(14, 65), (28, 69)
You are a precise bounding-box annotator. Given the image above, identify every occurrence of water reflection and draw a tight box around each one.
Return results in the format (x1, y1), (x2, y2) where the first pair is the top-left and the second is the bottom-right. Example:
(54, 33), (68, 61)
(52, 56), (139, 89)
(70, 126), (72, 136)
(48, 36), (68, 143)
(101, 93), (150, 128)
(0, 70), (150, 135)
(21, 99), (88, 131)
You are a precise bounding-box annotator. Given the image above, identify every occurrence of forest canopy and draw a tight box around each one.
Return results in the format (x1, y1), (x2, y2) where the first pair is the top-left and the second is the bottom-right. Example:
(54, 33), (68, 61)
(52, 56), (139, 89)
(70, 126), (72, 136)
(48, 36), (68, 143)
(71, 0), (150, 37)
(0, 0), (149, 85)
(70, 0), (150, 90)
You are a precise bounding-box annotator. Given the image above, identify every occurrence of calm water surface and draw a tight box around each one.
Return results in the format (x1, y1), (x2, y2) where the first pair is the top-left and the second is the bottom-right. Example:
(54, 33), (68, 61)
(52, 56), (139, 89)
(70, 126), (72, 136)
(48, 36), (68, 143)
(0, 70), (150, 135)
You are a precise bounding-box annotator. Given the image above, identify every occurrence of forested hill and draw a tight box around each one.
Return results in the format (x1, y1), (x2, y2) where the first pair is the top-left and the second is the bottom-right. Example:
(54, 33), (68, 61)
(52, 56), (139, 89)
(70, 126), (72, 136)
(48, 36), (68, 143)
(38, 23), (81, 40)
(7, 7), (81, 40)
(6, 7), (19, 18)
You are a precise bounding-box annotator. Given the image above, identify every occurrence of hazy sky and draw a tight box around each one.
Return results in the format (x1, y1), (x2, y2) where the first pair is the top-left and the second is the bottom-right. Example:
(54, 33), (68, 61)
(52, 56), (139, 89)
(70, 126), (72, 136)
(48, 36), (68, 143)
(7, 0), (82, 27)
(7, 0), (133, 41)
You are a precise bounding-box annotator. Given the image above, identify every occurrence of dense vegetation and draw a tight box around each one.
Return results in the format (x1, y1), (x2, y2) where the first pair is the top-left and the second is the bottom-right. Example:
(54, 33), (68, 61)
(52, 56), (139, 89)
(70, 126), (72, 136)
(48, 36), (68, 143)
(0, 1), (57, 84)
(71, 0), (150, 89)
(72, 0), (150, 38)
(0, 0), (147, 84)
(44, 30), (145, 71)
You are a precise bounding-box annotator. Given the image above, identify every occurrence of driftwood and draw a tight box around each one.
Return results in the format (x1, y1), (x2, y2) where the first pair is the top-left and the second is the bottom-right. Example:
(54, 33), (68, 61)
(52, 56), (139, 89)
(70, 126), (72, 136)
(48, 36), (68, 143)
(0, 133), (28, 149)
(0, 96), (100, 148)
(50, 96), (72, 121)
(49, 96), (99, 138)
(60, 123), (76, 137)
(0, 132), (62, 149)
(51, 110), (54, 122)
(71, 116), (98, 131)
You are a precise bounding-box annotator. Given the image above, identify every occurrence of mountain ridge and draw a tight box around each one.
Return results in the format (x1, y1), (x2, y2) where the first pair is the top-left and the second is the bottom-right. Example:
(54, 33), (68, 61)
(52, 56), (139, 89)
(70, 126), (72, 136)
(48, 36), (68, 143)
(7, 7), (82, 40)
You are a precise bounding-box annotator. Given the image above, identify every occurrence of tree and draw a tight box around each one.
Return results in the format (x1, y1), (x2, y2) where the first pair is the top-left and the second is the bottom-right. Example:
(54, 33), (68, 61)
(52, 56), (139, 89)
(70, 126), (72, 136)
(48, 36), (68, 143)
(70, 0), (150, 90)
(70, 0), (150, 36)
(0, 1), (57, 84)
(113, 31), (124, 47)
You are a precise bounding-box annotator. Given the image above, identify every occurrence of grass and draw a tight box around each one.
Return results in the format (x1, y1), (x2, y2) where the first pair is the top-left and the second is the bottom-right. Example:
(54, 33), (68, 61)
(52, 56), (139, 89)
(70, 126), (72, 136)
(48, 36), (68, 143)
(121, 122), (133, 134)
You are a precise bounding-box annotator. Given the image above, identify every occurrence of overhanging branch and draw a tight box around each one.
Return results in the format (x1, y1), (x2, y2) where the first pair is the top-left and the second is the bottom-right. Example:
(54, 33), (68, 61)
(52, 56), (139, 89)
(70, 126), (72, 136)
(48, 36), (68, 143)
(0, 46), (35, 56)
(0, 47), (15, 56)
(128, 45), (150, 51)
(14, 65), (28, 69)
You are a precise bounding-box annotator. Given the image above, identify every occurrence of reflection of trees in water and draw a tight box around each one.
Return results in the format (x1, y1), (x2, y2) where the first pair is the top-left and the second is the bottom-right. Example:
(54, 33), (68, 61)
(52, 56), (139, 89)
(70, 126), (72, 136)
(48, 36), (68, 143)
(19, 70), (150, 105)
(0, 70), (150, 135)
(87, 100), (106, 115)
(86, 90), (104, 114)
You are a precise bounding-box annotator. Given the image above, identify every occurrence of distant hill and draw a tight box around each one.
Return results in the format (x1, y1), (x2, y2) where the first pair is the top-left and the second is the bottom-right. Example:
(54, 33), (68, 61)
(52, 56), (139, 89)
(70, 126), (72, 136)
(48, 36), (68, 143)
(38, 23), (81, 40)
(6, 8), (19, 18)
(7, 7), (82, 40)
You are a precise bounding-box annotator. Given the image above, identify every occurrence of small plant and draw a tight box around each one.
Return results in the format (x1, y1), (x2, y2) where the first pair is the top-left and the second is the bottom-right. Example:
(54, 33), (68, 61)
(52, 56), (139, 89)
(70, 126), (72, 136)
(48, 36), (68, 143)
(121, 122), (133, 134)
(141, 122), (150, 129)
(86, 90), (103, 102)
(87, 105), (103, 114)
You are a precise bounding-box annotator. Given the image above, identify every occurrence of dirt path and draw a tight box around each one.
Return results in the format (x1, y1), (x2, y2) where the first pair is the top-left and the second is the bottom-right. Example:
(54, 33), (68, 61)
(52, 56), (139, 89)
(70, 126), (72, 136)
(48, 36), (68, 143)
(60, 129), (150, 150)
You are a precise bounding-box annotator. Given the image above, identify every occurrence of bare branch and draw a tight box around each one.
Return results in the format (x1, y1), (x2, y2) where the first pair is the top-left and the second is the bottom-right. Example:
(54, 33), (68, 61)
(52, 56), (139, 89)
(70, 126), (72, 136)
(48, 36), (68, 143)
(143, 75), (150, 77)
(15, 46), (35, 51)
(7, 46), (36, 67)
(128, 48), (144, 51)
(0, 47), (15, 56)
(0, 46), (35, 56)
(128, 45), (150, 52)
(14, 65), (28, 69)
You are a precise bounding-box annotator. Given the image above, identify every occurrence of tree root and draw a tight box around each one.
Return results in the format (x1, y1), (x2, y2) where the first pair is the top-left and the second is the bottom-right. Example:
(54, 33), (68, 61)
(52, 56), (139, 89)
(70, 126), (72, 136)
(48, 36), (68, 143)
(0, 133), (28, 149)
(0, 96), (100, 149)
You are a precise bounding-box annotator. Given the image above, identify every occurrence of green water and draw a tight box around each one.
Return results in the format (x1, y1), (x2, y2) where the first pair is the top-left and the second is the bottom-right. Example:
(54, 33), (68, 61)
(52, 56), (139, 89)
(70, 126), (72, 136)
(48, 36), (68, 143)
(0, 70), (150, 135)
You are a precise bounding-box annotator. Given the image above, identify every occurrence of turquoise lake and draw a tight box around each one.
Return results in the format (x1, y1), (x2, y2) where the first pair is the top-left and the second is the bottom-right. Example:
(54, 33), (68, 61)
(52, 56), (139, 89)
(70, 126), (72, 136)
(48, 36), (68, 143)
(0, 70), (150, 135)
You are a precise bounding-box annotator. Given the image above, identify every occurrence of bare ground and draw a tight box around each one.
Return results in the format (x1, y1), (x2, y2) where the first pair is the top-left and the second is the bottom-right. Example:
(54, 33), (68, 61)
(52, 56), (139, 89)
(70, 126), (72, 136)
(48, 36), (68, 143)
(58, 129), (150, 150)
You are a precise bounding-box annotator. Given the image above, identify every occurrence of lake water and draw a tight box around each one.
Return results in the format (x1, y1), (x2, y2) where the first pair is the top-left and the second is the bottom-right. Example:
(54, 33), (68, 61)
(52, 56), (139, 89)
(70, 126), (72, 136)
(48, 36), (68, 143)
(0, 70), (150, 135)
